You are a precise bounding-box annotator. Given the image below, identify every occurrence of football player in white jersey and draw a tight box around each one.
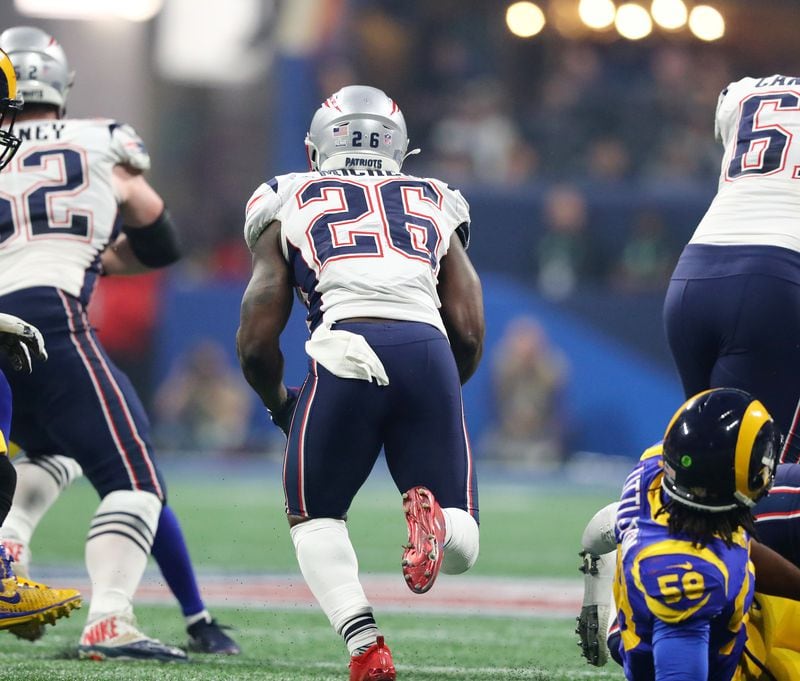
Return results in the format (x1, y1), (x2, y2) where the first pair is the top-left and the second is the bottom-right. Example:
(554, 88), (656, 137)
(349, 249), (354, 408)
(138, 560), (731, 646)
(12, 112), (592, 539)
(238, 85), (485, 681)
(0, 26), (237, 659)
(0, 48), (82, 635)
(663, 74), (800, 465)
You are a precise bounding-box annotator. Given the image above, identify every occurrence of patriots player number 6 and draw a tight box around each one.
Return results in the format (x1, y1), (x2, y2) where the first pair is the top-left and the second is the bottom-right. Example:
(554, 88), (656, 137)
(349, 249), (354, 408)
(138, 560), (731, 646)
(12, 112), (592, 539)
(298, 177), (442, 270)
(0, 147), (89, 244)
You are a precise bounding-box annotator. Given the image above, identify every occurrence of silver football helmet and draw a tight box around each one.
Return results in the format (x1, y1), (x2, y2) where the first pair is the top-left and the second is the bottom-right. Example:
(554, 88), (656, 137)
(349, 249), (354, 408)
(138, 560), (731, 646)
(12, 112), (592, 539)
(305, 85), (411, 173)
(0, 26), (74, 114)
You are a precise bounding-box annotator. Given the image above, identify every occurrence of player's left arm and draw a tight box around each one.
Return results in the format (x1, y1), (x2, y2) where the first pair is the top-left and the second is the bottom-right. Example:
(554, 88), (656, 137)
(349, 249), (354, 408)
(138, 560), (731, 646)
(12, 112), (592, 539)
(652, 618), (710, 680)
(237, 220), (294, 418)
(101, 164), (180, 275)
(438, 232), (484, 384)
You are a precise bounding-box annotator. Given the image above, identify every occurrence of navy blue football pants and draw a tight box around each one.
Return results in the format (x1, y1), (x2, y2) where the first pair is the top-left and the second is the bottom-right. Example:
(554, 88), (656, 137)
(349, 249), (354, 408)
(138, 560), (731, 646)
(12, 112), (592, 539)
(664, 244), (800, 462)
(283, 320), (479, 521)
(0, 287), (165, 499)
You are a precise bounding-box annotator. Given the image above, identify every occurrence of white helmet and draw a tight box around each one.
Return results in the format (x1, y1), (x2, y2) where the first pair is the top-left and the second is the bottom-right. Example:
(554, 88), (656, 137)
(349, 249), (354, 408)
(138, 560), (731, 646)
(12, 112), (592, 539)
(0, 26), (74, 114)
(305, 85), (410, 173)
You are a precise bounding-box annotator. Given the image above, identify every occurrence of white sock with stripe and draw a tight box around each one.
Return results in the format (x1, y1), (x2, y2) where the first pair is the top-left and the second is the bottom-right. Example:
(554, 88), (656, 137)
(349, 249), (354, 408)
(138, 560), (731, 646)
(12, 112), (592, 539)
(290, 518), (379, 655)
(85, 489), (161, 622)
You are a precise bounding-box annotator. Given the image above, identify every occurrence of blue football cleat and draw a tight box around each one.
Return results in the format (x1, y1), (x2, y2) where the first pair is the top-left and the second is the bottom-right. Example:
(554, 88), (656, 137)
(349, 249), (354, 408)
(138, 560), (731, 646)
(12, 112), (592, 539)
(187, 618), (241, 655)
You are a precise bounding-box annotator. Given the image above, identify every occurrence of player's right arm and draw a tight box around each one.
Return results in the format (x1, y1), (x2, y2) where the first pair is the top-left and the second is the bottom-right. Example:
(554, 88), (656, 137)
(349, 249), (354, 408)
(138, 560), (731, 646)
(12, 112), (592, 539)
(101, 124), (181, 275)
(101, 165), (180, 275)
(236, 220), (294, 415)
(437, 232), (484, 384)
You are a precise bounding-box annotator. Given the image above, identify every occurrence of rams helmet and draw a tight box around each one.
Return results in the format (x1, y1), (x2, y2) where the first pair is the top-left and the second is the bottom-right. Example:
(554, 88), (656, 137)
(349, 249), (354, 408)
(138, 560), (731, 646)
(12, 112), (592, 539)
(661, 388), (781, 512)
(0, 26), (74, 114)
(305, 85), (410, 173)
(0, 47), (21, 171)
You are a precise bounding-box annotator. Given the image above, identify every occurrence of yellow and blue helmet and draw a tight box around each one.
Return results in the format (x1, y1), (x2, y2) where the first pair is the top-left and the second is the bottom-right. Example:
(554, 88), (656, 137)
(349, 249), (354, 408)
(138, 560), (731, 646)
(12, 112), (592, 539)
(661, 388), (781, 512)
(0, 46), (21, 171)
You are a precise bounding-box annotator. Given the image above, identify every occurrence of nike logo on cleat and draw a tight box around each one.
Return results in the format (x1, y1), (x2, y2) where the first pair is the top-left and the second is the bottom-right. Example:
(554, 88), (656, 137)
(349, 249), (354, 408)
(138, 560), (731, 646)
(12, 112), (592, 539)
(0, 592), (21, 604)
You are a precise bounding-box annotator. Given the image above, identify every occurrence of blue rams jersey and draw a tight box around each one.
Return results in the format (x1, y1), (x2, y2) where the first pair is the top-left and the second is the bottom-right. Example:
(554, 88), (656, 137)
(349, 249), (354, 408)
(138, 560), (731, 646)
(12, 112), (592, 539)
(614, 445), (755, 681)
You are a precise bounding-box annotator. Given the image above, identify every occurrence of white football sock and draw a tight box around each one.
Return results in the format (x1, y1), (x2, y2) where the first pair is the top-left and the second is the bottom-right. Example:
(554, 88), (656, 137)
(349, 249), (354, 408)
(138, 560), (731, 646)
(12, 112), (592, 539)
(185, 609), (212, 627)
(85, 490), (161, 622)
(2, 454), (82, 546)
(441, 507), (480, 574)
(581, 502), (620, 555)
(290, 518), (378, 654)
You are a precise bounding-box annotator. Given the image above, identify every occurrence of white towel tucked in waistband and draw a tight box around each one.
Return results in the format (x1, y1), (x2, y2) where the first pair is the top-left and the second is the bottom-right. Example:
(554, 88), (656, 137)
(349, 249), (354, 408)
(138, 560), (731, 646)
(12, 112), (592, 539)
(305, 324), (390, 386)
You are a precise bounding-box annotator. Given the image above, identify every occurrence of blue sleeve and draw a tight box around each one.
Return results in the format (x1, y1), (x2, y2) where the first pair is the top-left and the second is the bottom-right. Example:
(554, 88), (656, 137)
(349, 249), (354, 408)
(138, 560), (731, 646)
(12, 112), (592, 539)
(652, 618), (709, 681)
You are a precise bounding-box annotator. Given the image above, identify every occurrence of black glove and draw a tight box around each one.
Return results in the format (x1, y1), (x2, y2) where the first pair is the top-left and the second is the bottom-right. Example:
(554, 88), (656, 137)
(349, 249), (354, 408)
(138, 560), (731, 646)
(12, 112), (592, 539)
(269, 387), (300, 436)
(0, 314), (47, 373)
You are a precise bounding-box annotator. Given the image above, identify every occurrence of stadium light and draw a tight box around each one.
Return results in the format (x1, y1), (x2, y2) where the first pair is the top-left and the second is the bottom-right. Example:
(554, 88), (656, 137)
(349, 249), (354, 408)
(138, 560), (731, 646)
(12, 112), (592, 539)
(688, 4), (725, 41)
(578, 0), (616, 30)
(14, 0), (163, 21)
(650, 0), (687, 30)
(506, 1), (546, 38)
(615, 3), (653, 40)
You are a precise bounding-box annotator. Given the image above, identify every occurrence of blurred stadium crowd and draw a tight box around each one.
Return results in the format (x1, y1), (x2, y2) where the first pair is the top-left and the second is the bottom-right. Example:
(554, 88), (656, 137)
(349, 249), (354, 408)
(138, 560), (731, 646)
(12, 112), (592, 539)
(71, 0), (799, 463)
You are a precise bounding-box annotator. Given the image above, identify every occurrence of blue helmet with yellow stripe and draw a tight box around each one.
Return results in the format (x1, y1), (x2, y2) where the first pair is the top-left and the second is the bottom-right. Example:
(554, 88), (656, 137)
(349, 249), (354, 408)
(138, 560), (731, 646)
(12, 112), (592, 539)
(662, 388), (781, 512)
(0, 47), (21, 170)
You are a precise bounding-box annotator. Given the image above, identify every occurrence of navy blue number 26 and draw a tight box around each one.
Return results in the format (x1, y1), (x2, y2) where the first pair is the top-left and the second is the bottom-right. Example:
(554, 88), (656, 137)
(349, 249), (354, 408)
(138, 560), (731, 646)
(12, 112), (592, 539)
(728, 92), (800, 178)
(297, 178), (443, 269)
(0, 148), (89, 245)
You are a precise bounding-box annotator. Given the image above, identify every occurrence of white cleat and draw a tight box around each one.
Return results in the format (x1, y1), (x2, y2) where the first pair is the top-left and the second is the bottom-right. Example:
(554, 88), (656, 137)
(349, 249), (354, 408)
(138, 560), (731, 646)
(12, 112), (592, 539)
(576, 549), (615, 667)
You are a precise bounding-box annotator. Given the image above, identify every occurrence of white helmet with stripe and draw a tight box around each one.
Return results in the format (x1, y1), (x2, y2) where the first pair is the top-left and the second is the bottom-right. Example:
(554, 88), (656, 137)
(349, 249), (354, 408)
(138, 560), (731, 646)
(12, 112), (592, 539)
(305, 85), (411, 173)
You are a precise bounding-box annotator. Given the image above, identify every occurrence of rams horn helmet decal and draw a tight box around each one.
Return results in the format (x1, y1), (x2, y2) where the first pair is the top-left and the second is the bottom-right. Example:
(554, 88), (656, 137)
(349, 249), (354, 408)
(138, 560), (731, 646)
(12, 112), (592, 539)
(661, 388), (782, 512)
(0, 47), (21, 171)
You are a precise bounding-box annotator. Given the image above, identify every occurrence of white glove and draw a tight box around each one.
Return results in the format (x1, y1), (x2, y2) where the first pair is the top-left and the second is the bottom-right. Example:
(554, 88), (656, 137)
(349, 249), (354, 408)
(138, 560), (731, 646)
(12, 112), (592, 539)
(0, 313), (47, 373)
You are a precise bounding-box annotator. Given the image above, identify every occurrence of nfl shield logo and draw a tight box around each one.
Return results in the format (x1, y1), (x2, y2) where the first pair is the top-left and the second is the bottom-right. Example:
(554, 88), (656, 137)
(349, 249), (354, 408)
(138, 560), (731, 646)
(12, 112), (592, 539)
(384, 132), (393, 145)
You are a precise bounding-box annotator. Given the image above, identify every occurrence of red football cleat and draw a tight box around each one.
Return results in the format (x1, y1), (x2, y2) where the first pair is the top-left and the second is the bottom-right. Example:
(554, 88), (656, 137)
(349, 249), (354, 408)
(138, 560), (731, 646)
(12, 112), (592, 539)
(349, 636), (396, 681)
(401, 486), (446, 594)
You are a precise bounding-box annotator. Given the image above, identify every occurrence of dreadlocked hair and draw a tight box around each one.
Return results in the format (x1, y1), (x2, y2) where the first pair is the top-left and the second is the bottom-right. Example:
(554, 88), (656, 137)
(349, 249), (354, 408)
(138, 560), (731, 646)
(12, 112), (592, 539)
(656, 498), (758, 548)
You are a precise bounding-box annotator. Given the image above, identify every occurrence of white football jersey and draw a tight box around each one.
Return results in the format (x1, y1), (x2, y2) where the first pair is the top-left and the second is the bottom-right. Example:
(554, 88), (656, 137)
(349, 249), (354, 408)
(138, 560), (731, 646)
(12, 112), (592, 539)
(0, 117), (150, 298)
(691, 75), (800, 251)
(244, 168), (470, 334)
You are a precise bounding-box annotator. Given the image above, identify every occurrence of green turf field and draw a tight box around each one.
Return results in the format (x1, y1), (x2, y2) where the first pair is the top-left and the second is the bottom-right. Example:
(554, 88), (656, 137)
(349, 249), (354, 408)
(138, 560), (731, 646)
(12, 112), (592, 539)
(9, 459), (627, 680)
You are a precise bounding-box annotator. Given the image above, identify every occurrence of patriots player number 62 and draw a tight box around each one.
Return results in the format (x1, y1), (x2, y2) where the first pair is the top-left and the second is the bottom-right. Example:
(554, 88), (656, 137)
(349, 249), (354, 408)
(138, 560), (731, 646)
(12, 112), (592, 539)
(298, 177), (443, 270)
(0, 147), (89, 244)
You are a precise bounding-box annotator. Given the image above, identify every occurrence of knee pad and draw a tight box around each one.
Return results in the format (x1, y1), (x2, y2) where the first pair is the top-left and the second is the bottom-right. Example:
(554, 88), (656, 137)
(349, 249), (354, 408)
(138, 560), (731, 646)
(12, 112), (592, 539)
(89, 490), (161, 555)
(582, 502), (620, 555)
(441, 507), (480, 575)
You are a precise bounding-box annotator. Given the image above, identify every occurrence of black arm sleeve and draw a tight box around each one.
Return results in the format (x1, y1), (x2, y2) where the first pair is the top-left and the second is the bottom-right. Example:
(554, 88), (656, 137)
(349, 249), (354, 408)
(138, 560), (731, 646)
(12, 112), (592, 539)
(455, 221), (470, 249)
(122, 208), (182, 268)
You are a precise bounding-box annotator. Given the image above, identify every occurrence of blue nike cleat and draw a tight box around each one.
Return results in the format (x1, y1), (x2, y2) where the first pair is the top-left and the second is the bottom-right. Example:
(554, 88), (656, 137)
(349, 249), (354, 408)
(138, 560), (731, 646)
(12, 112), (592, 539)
(187, 618), (241, 655)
